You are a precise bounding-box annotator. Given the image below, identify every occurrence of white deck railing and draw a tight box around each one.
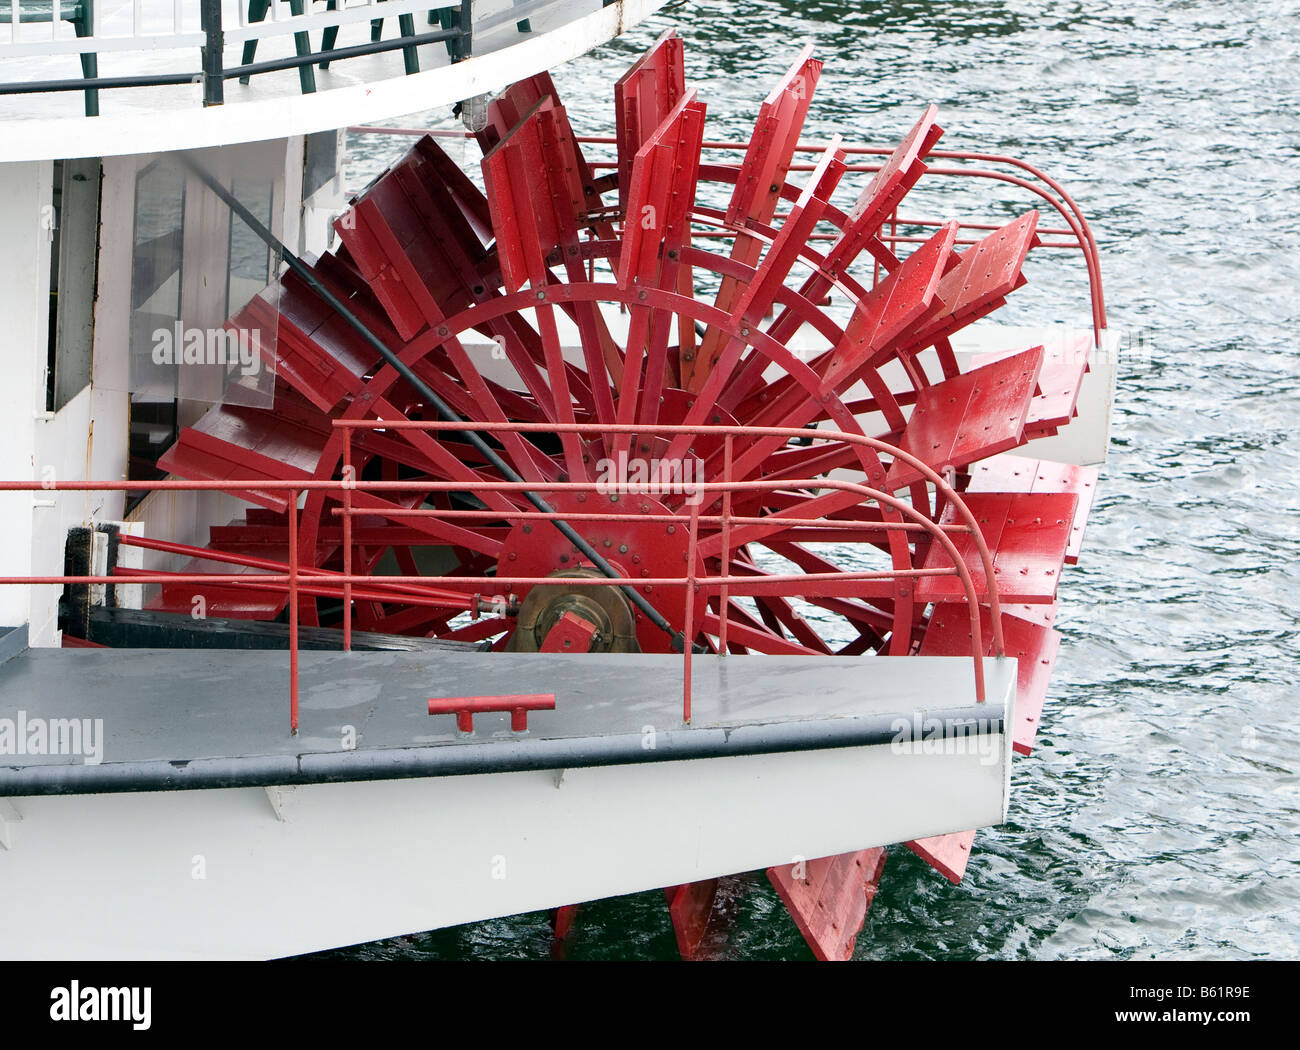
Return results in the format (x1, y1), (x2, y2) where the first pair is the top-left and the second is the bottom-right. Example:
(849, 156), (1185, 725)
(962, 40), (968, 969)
(0, 0), (574, 67)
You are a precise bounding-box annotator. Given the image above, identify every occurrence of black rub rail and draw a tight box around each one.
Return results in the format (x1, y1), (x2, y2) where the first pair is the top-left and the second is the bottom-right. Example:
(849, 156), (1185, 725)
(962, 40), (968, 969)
(0, 706), (1005, 795)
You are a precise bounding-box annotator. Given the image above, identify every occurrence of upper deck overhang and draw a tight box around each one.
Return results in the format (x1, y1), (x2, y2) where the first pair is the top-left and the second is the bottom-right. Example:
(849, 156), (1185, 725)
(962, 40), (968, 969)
(0, 0), (668, 163)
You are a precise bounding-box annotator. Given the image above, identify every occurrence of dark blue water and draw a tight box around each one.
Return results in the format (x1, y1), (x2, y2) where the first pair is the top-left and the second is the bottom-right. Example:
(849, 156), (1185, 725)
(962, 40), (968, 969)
(333, 0), (1300, 959)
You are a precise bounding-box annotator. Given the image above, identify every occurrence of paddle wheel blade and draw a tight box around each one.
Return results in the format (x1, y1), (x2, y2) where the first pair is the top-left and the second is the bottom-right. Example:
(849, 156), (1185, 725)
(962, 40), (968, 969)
(768, 849), (888, 961)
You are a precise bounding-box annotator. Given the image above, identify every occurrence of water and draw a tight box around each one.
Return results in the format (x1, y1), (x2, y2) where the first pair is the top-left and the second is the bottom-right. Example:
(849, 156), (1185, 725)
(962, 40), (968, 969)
(330, 0), (1300, 959)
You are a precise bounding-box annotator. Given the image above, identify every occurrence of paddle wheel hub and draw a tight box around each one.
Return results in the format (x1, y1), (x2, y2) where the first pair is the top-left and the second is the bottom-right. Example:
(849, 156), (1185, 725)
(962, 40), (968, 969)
(500, 487), (702, 653)
(510, 566), (639, 653)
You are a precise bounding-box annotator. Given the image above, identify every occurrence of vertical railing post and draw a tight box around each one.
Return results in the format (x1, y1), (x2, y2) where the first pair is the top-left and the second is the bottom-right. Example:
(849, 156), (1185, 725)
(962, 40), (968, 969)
(719, 433), (732, 655)
(458, 0), (473, 60)
(288, 487), (300, 734)
(682, 498), (700, 725)
(342, 431), (353, 653)
(199, 0), (225, 107)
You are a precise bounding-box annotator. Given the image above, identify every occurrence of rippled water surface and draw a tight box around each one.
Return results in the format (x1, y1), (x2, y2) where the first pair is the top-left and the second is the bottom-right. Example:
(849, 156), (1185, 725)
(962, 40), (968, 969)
(331, 0), (1300, 960)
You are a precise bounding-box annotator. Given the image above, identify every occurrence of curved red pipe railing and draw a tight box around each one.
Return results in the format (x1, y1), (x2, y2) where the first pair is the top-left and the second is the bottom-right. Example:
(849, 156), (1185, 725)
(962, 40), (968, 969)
(0, 424), (1010, 729)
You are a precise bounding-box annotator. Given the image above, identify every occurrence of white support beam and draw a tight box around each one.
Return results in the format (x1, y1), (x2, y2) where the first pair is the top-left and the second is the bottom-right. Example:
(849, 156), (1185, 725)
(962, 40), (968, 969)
(0, 799), (22, 851)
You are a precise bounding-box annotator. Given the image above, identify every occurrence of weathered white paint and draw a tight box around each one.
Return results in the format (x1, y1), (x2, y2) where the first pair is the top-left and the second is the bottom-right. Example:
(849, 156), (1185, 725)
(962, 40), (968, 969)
(0, 161), (52, 632)
(2, 162), (127, 644)
(0, 798), (21, 851)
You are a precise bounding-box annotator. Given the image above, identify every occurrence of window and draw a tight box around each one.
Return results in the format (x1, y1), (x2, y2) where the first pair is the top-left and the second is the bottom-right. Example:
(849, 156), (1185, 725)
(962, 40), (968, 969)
(124, 150), (282, 497)
(46, 157), (102, 413)
(127, 159), (187, 493)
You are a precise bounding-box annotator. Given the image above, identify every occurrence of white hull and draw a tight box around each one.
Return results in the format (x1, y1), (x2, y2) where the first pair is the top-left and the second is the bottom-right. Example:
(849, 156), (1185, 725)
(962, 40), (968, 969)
(1, 728), (1010, 959)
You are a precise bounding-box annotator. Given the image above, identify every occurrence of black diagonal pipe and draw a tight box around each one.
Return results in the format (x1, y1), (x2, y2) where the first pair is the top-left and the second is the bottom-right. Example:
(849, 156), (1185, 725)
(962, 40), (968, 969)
(178, 152), (690, 650)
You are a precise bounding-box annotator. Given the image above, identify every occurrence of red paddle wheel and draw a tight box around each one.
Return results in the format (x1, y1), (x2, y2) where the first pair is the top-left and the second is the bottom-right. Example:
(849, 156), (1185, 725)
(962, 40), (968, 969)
(147, 31), (1099, 959)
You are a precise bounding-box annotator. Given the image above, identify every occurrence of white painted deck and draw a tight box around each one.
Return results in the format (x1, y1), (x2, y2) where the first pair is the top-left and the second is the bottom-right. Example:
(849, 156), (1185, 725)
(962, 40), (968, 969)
(0, 0), (668, 161)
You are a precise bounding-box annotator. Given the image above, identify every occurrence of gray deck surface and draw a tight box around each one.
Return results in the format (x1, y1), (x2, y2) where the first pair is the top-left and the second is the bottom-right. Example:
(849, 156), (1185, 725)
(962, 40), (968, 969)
(0, 647), (1011, 770)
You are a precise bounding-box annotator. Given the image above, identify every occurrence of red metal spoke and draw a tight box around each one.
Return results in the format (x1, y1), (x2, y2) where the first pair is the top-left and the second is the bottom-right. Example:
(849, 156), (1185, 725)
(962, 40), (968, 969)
(698, 611), (824, 657)
(751, 594), (835, 654)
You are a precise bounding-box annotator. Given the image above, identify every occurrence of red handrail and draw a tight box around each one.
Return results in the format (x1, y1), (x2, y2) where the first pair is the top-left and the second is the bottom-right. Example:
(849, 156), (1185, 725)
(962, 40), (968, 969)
(0, 423), (1008, 732)
(428, 694), (556, 733)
